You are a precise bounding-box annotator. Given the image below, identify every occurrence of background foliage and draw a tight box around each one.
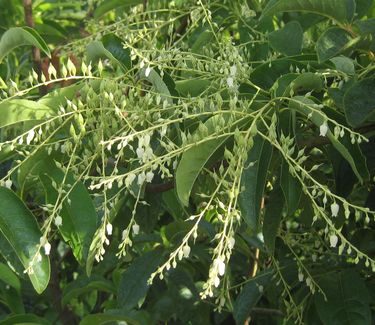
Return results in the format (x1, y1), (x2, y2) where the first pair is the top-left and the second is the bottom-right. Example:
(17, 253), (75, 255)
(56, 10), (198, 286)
(0, 0), (374, 324)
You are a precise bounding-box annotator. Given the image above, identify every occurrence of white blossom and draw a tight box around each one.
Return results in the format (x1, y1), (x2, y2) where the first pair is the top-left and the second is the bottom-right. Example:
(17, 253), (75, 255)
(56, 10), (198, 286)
(226, 77), (234, 88)
(125, 173), (136, 187)
(44, 242), (51, 255)
(137, 172), (146, 185)
(183, 245), (191, 258)
(298, 272), (304, 282)
(230, 65), (237, 76)
(106, 223), (113, 236)
(331, 202), (339, 217)
(214, 276), (220, 287)
(217, 259), (226, 276)
(146, 171), (154, 183)
(319, 122), (328, 137)
(4, 179), (12, 189)
(228, 237), (235, 250)
(330, 234), (338, 247)
(145, 66), (151, 77)
(132, 223), (140, 235)
(136, 147), (144, 159)
(26, 129), (35, 145)
(54, 215), (63, 227)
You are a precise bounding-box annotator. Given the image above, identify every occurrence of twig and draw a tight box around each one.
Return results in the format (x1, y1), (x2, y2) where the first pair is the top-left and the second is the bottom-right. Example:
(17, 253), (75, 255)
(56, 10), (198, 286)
(22, 0), (47, 95)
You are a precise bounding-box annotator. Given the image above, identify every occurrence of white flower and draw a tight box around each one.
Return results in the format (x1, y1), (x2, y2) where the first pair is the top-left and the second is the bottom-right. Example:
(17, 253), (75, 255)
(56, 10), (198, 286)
(26, 129), (35, 145)
(140, 60), (145, 69)
(44, 242), (51, 255)
(226, 77), (234, 88)
(146, 171), (154, 183)
(136, 147), (144, 159)
(37, 253), (42, 262)
(214, 276), (220, 287)
(4, 179), (12, 189)
(137, 172), (146, 185)
(319, 122), (328, 137)
(217, 259), (226, 276)
(54, 215), (62, 227)
(230, 65), (237, 76)
(183, 245), (191, 258)
(132, 223), (140, 235)
(106, 223), (113, 236)
(258, 285), (264, 293)
(298, 272), (304, 282)
(228, 237), (235, 250)
(145, 66), (151, 77)
(125, 173), (136, 187)
(144, 134), (151, 147)
(306, 277), (312, 286)
(329, 234), (338, 247)
(331, 202), (339, 217)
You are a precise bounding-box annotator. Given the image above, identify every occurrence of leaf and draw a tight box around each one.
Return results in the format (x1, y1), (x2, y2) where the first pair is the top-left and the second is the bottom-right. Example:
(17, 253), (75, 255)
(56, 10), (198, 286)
(284, 72), (324, 96)
(290, 96), (365, 183)
(0, 262), (21, 292)
(263, 187), (284, 254)
(86, 34), (131, 71)
(0, 27), (50, 63)
(330, 56), (355, 75)
(0, 99), (55, 128)
(0, 314), (51, 325)
(315, 269), (371, 325)
(176, 115), (230, 206)
(233, 270), (274, 325)
(269, 21), (303, 56)
(175, 79), (211, 97)
(0, 187), (50, 294)
(80, 314), (140, 325)
(141, 69), (172, 105)
(62, 275), (116, 305)
(238, 135), (272, 232)
(262, 0), (356, 23)
(316, 27), (354, 63)
(38, 160), (99, 265)
(281, 160), (302, 215)
(94, 0), (142, 18)
(117, 249), (163, 310)
(343, 78), (375, 127)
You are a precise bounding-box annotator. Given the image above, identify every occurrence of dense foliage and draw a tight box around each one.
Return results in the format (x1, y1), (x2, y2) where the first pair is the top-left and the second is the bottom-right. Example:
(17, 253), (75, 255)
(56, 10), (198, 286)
(0, 0), (374, 324)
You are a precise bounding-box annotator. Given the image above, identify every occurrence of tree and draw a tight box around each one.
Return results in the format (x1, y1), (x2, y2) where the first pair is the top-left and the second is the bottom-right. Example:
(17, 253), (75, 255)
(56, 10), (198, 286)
(0, 0), (374, 324)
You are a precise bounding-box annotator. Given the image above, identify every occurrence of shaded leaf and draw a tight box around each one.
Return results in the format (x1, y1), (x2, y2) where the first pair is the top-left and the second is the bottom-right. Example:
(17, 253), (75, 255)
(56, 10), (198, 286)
(94, 0), (143, 19)
(0, 99), (55, 128)
(269, 21), (303, 56)
(315, 269), (371, 325)
(262, 0), (356, 23)
(117, 249), (163, 310)
(0, 187), (50, 294)
(233, 270), (274, 324)
(238, 135), (272, 231)
(343, 78), (375, 127)
(0, 27), (50, 62)
(263, 187), (284, 253)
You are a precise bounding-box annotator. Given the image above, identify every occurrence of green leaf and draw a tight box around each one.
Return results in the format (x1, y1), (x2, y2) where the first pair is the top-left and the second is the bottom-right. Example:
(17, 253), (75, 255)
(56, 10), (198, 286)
(281, 160), (302, 215)
(343, 78), (375, 127)
(269, 21), (303, 56)
(141, 69), (172, 105)
(0, 314), (51, 325)
(94, 0), (143, 19)
(284, 72), (324, 96)
(80, 314), (140, 325)
(0, 262), (21, 292)
(315, 269), (371, 325)
(330, 56), (355, 75)
(0, 27), (50, 63)
(262, 0), (356, 23)
(238, 135), (272, 231)
(175, 79), (211, 97)
(0, 99), (55, 128)
(0, 187), (50, 294)
(117, 249), (163, 310)
(233, 270), (274, 325)
(176, 115), (230, 206)
(38, 160), (99, 265)
(263, 187), (284, 254)
(62, 275), (116, 306)
(316, 27), (354, 63)
(290, 96), (365, 183)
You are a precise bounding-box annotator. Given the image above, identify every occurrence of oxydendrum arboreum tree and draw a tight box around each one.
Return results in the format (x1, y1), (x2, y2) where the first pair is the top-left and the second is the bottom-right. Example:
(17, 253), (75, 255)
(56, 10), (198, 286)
(0, 0), (374, 324)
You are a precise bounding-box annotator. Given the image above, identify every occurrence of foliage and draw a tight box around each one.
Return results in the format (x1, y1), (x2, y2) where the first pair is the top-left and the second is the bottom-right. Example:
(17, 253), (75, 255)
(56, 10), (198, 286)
(0, 0), (374, 324)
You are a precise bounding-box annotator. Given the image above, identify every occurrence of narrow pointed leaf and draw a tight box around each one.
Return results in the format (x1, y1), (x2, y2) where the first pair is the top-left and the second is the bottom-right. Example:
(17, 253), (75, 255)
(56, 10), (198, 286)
(0, 187), (50, 293)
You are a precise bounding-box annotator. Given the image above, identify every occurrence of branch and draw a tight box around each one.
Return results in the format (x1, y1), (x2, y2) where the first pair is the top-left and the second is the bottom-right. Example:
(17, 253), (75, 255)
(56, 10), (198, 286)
(22, 0), (47, 95)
